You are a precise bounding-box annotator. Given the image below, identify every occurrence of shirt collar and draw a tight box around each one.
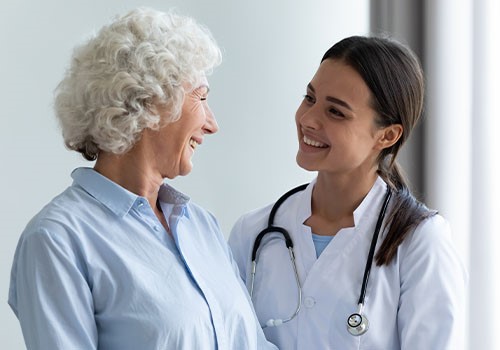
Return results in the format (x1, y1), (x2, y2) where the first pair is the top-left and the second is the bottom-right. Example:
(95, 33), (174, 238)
(71, 167), (138, 217)
(158, 182), (190, 205)
(353, 176), (387, 225)
(71, 167), (191, 218)
(296, 178), (316, 225)
(297, 176), (388, 227)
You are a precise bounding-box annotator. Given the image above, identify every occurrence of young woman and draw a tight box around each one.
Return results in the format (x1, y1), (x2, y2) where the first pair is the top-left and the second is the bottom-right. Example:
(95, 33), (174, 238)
(229, 36), (466, 350)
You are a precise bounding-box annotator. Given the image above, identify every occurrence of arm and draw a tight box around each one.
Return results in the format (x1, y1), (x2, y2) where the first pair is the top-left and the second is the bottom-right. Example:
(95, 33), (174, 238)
(209, 213), (277, 350)
(9, 226), (97, 349)
(191, 211), (276, 350)
(397, 215), (467, 350)
(228, 215), (250, 282)
(226, 232), (278, 350)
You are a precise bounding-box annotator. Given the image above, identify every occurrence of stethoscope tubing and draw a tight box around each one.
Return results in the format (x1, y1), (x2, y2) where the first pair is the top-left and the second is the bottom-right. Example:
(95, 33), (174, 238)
(251, 184), (309, 261)
(250, 183), (392, 334)
(357, 188), (392, 304)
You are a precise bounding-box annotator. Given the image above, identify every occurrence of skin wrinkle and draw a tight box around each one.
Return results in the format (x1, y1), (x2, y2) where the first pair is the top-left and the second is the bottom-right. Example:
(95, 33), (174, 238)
(55, 9), (221, 160)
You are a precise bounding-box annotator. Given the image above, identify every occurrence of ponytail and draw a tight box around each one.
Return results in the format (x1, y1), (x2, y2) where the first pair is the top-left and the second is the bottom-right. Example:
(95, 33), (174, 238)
(321, 36), (432, 265)
(376, 159), (437, 265)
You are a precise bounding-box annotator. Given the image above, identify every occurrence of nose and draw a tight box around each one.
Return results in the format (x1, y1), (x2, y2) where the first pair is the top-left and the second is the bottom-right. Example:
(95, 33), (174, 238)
(203, 105), (219, 134)
(296, 103), (321, 130)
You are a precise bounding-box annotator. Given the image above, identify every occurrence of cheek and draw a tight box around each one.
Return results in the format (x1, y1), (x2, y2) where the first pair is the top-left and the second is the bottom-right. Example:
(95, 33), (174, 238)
(182, 103), (197, 118)
(188, 105), (207, 125)
(203, 103), (213, 117)
(295, 103), (307, 123)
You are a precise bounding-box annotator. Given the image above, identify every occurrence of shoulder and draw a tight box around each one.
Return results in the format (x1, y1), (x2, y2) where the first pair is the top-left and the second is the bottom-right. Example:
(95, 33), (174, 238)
(234, 203), (274, 231)
(398, 213), (467, 284)
(11, 189), (88, 290)
(229, 182), (311, 240)
(401, 214), (453, 253)
(186, 201), (218, 225)
(16, 193), (87, 264)
(23, 187), (83, 239)
(187, 200), (219, 229)
(228, 202), (274, 248)
(228, 183), (310, 247)
(184, 201), (229, 247)
(16, 183), (113, 262)
(227, 203), (275, 280)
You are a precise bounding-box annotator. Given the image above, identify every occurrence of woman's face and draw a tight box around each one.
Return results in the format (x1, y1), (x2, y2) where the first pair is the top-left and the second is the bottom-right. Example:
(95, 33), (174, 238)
(295, 59), (386, 178)
(150, 76), (218, 179)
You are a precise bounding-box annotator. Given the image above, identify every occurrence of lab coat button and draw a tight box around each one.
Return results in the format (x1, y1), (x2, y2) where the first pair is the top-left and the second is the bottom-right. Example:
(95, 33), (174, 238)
(304, 296), (316, 308)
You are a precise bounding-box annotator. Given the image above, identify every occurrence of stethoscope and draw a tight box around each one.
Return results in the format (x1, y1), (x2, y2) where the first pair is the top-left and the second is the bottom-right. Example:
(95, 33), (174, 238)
(249, 184), (392, 336)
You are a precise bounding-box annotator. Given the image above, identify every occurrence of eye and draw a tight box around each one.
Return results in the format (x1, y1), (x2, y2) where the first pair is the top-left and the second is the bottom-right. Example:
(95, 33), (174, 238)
(194, 85), (209, 101)
(303, 94), (315, 104)
(328, 107), (345, 118)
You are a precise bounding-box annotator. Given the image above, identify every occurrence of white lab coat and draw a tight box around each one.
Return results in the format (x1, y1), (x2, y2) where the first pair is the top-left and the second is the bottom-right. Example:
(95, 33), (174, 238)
(228, 177), (467, 350)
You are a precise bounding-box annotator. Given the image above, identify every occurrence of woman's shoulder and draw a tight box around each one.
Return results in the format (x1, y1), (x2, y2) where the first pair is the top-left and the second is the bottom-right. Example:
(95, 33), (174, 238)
(19, 182), (118, 253)
(229, 202), (276, 240)
(405, 213), (452, 248)
(238, 202), (275, 225)
(185, 201), (220, 227)
(13, 187), (92, 274)
(23, 187), (82, 236)
(398, 213), (467, 280)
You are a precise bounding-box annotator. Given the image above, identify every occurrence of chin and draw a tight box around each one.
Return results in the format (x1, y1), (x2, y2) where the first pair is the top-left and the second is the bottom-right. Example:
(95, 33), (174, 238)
(178, 163), (193, 177)
(296, 155), (317, 172)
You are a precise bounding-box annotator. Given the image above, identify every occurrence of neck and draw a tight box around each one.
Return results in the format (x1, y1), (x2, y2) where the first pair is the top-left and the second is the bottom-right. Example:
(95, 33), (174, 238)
(312, 170), (378, 222)
(94, 150), (163, 209)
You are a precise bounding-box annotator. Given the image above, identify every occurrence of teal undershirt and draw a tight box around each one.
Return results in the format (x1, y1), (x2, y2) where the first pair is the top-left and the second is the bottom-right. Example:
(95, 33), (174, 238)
(311, 233), (334, 258)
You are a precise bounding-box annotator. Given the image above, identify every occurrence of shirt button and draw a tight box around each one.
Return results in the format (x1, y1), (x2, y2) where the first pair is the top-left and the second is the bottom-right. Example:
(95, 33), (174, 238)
(154, 225), (160, 232)
(304, 296), (316, 308)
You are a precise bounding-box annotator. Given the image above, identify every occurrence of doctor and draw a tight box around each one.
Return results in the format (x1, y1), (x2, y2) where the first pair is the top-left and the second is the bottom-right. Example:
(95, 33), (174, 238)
(229, 36), (466, 349)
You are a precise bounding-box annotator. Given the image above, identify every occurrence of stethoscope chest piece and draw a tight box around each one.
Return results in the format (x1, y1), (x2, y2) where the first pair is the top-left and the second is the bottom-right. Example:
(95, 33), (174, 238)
(347, 312), (369, 336)
(252, 184), (391, 335)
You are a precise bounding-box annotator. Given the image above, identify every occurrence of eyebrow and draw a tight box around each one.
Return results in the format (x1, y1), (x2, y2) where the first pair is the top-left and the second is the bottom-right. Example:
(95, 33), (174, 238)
(307, 83), (353, 111)
(193, 84), (210, 95)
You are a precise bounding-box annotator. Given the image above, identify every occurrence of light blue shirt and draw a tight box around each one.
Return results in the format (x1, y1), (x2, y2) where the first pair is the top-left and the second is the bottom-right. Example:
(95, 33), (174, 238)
(9, 168), (275, 350)
(311, 233), (334, 258)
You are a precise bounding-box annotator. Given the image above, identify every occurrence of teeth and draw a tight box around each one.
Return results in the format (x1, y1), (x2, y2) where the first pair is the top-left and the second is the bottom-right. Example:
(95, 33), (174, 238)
(303, 135), (328, 148)
(189, 139), (199, 149)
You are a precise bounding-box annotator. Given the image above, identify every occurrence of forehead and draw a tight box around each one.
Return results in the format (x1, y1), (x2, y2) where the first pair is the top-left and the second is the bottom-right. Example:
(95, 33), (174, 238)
(310, 59), (372, 108)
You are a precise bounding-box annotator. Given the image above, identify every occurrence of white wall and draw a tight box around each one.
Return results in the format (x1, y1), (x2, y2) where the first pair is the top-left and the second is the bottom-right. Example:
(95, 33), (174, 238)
(0, 0), (368, 347)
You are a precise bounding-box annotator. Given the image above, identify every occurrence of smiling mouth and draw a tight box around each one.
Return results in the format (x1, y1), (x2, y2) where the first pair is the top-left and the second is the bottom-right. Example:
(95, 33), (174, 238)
(303, 135), (328, 148)
(189, 139), (199, 150)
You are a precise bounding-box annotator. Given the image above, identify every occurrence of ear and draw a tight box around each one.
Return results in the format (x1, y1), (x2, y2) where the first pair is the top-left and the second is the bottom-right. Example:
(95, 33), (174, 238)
(375, 124), (403, 150)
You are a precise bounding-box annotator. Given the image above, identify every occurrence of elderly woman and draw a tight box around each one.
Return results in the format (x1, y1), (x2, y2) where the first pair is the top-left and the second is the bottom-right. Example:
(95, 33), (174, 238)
(8, 8), (276, 350)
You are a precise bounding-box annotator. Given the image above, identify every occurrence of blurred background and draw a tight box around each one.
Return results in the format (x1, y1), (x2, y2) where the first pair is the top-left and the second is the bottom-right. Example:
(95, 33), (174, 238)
(1, 0), (498, 349)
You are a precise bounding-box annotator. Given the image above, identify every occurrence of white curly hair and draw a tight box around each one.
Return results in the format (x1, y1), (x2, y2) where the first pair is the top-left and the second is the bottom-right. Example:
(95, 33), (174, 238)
(54, 7), (222, 160)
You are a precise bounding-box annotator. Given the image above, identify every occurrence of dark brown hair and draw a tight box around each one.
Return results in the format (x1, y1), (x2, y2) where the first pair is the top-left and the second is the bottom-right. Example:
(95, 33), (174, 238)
(322, 36), (436, 265)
